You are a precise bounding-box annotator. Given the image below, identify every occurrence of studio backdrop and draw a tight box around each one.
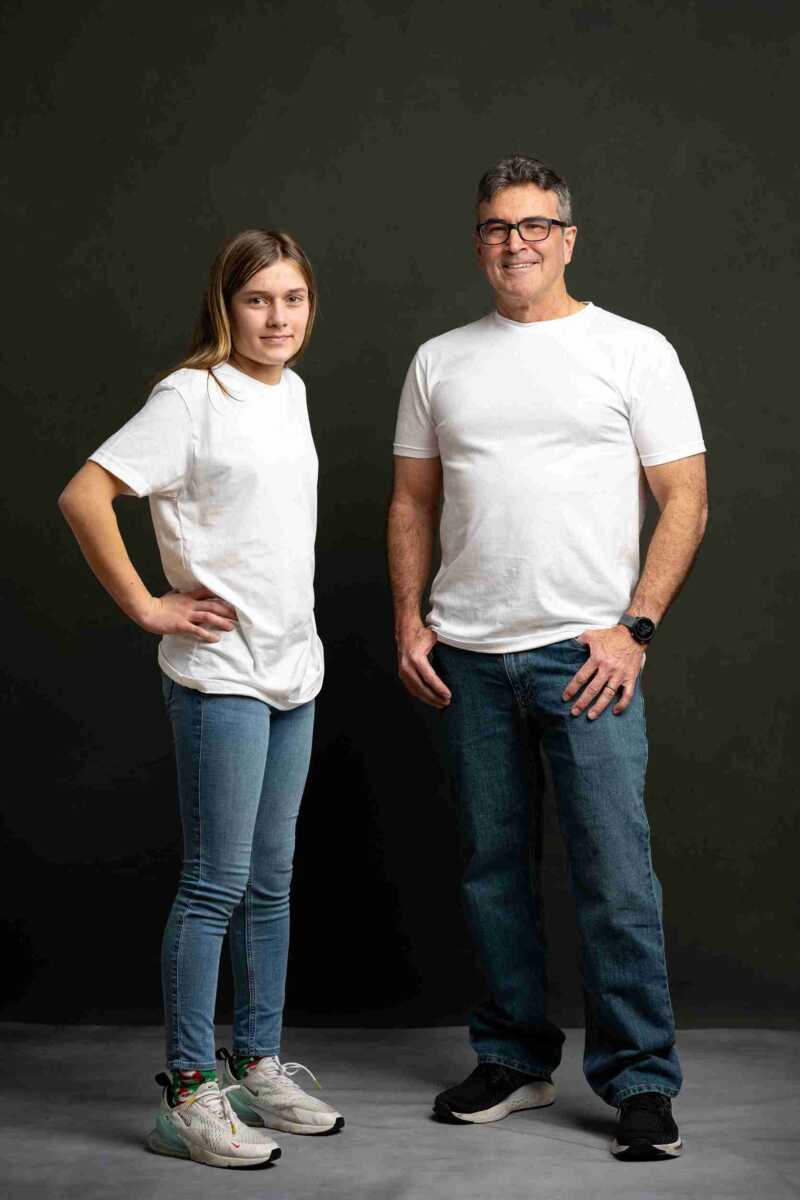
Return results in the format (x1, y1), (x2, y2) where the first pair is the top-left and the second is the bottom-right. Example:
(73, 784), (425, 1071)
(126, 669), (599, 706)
(2, 0), (797, 1028)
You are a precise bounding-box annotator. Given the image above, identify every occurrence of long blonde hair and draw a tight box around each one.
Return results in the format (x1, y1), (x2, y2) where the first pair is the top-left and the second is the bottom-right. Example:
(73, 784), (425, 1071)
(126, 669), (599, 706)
(172, 229), (317, 379)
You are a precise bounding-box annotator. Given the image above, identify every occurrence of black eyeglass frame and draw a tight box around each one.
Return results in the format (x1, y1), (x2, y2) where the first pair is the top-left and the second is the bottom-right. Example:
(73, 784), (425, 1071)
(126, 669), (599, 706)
(475, 216), (570, 245)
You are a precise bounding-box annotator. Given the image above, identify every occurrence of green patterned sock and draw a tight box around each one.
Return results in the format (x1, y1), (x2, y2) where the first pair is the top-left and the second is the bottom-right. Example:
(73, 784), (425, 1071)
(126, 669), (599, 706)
(232, 1054), (264, 1080)
(170, 1067), (217, 1106)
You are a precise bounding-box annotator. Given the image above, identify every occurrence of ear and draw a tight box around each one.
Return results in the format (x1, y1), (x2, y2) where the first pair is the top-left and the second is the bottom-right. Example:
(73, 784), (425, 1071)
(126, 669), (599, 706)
(563, 224), (578, 266)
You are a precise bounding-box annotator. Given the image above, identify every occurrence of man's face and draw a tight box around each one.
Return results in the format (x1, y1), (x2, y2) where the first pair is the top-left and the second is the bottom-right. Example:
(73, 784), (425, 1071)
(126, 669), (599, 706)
(474, 183), (577, 308)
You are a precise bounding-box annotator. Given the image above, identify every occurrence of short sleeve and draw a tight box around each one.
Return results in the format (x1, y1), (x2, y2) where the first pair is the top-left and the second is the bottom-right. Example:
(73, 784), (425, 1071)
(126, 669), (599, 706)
(393, 351), (439, 458)
(88, 385), (194, 497)
(628, 336), (706, 466)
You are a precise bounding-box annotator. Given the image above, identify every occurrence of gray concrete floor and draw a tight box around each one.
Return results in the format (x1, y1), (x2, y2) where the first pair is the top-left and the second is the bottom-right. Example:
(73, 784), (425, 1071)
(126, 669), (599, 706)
(2, 1024), (799, 1200)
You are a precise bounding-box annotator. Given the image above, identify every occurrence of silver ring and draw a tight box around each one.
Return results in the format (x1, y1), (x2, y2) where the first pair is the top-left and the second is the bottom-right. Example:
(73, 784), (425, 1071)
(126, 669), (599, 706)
(603, 685), (617, 694)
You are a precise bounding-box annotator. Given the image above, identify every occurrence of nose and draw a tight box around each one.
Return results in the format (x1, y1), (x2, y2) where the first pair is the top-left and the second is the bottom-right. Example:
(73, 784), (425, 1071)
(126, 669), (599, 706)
(267, 302), (288, 327)
(505, 226), (526, 252)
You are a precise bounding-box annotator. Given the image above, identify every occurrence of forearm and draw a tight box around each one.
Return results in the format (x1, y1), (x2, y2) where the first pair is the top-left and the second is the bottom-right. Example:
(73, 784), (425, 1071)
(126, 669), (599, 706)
(58, 489), (152, 625)
(627, 494), (708, 625)
(387, 498), (437, 634)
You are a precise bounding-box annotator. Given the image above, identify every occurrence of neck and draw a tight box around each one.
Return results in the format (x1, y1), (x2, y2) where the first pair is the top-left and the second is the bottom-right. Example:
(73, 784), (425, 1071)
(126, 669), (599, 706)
(229, 351), (284, 387)
(495, 285), (583, 324)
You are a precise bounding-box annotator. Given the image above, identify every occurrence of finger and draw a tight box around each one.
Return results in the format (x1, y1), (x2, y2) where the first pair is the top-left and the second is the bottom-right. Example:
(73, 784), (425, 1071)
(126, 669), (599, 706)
(570, 672), (611, 716)
(563, 661), (598, 703)
(413, 656), (452, 702)
(400, 666), (450, 708)
(586, 678), (624, 721)
(612, 678), (636, 715)
(194, 598), (238, 619)
(192, 610), (236, 631)
(185, 621), (220, 643)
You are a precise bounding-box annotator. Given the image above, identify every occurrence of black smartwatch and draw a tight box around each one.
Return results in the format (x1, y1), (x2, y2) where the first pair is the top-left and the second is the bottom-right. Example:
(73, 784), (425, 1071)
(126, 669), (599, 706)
(618, 614), (656, 645)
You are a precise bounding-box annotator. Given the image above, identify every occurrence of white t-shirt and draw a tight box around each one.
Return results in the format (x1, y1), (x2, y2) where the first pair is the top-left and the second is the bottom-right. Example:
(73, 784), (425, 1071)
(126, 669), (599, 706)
(393, 302), (706, 653)
(89, 362), (323, 708)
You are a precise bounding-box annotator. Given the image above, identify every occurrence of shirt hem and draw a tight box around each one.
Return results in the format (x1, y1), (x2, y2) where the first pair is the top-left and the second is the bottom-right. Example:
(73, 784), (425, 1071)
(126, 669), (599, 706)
(87, 451), (149, 498)
(433, 626), (611, 654)
(639, 441), (706, 466)
(158, 647), (322, 710)
(392, 444), (439, 458)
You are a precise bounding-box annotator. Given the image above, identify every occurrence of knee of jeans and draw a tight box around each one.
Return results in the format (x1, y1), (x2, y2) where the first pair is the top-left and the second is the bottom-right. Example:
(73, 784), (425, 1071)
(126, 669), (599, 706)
(176, 867), (250, 918)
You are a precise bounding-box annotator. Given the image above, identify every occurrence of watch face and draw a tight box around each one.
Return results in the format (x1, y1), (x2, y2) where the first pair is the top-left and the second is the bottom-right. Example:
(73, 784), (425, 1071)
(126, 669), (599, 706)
(634, 617), (656, 642)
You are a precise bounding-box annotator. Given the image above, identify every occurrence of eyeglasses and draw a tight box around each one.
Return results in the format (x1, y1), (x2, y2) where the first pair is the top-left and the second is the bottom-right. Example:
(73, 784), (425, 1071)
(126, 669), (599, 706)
(475, 216), (569, 245)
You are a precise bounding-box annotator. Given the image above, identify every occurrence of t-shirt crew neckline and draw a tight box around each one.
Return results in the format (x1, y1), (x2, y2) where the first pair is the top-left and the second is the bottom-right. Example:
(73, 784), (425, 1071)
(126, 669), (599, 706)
(492, 301), (594, 332)
(213, 360), (289, 398)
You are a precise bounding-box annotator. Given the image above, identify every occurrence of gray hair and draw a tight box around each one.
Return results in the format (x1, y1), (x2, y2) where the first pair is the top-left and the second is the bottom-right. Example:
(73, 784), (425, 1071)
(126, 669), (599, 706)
(476, 155), (573, 224)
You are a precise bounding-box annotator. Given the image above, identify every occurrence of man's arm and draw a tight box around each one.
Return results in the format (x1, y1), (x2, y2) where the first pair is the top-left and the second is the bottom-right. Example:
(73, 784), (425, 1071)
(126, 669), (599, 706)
(564, 452), (708, 720)
(387, 455), (451, 708)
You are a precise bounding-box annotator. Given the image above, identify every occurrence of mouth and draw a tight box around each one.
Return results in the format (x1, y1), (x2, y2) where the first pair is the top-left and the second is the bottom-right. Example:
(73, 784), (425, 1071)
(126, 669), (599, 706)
(502, 261), (540, 271)
(260, 335), (292, 341)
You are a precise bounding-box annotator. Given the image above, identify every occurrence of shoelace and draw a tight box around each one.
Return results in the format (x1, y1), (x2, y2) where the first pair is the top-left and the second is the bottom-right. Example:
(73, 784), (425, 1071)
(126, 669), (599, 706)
(186, 1082), (242, 1132)
(253, 1057), (322, 1092)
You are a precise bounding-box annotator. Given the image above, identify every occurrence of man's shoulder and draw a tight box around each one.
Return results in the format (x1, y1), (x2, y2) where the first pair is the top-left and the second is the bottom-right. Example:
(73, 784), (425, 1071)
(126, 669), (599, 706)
(589, 304), (672, 352)
(413, 314), (495, 361)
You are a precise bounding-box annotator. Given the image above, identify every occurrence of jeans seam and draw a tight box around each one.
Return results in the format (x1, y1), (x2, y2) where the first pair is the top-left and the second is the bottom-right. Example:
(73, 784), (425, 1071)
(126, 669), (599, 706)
(612, 1084), (678, 1105)
(477, 1053), (553, 1081)
(246, 881), (256, 1051)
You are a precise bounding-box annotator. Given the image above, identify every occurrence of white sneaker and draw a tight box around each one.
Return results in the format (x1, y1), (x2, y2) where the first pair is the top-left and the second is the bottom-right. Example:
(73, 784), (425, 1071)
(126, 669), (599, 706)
(146, 1074), (281, 1168)
(218, 1049), (345, 1135)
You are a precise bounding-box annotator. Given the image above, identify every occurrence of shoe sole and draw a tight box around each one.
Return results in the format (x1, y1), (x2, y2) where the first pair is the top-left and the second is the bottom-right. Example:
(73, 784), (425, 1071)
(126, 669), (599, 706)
(434, 1081), (556, 1125)
(228, 1086), (345, 1136)
(611, 1137), (683, 1161)
(146, 1129), (281, 1168)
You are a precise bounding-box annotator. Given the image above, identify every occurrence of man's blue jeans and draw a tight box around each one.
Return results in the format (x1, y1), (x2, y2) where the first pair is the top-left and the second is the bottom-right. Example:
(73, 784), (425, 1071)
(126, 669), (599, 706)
(432, 638), (681, 1106)
(159, 672), (314, 1071)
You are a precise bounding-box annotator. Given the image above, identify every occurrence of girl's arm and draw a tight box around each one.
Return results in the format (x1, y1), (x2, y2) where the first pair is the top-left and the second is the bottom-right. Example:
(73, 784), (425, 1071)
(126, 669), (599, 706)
(58, 462), (237, 642)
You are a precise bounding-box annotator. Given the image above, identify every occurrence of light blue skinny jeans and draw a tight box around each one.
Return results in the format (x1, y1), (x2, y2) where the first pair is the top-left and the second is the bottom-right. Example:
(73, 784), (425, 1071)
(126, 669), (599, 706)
(159, 671), (314, 1071)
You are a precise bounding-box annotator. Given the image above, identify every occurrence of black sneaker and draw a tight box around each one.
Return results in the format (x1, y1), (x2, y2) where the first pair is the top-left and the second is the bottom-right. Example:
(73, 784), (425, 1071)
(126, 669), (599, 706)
(433, 1062), (555, 1125)
(611, 1092), (682, 1161)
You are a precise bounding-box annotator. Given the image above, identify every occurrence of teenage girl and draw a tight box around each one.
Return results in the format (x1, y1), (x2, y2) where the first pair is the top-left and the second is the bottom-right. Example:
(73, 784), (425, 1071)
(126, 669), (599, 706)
(58, 230), (343, 1169)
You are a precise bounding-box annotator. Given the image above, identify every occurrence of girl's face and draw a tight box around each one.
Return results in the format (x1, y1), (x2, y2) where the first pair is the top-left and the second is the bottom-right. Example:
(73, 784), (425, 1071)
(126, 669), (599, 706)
(229, 259), (311, 383)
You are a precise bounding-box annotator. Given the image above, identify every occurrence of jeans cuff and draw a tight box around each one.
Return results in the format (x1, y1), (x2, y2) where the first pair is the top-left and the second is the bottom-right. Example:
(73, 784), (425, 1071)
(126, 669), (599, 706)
(231, 1047), (281, 1058)
(610, 1083), (679, 1106)
(166, 1060), (219, 1073)
(477, 1053), (553, 1081)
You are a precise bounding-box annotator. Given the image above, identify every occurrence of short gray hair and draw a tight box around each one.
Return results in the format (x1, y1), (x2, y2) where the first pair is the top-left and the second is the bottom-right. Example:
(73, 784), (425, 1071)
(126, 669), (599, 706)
(477, 155), (573, 224)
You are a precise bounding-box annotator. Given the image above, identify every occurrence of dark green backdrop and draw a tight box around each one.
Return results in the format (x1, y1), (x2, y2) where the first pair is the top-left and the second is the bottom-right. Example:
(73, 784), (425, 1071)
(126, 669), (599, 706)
(2, 0), (797, 1027)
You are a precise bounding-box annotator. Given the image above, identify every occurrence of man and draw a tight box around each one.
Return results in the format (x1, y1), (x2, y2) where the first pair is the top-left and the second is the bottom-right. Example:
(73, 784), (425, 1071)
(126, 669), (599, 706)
(387, 154), (707, 1162)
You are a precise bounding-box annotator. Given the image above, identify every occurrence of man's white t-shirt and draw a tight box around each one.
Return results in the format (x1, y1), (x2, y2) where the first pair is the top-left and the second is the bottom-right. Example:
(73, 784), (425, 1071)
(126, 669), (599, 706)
(393, 302), (706, 653)
(89, 362), (323, 708)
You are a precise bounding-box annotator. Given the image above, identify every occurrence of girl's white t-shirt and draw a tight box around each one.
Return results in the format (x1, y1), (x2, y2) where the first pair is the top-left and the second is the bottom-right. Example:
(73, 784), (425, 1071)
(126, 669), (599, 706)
(89, 362), (323, 709)
(393, 303), (706, 653)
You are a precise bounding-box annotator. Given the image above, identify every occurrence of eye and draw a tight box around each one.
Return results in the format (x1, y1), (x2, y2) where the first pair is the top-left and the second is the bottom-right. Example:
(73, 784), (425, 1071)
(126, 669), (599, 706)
(287, 294), (305, 304)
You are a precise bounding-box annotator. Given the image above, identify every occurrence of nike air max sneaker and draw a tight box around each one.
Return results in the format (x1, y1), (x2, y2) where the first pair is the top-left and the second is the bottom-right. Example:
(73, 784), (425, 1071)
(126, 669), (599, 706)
(146, 1073), (281, 1168)
(217, 1048), (345, 1136)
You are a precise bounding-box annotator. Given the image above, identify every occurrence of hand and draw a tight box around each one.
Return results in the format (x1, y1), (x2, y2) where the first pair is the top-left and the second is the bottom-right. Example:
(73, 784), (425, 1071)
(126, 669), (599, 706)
(396, 622), (452, 709)
(562, 626), (645, 720)
(138, 587), (239, 643)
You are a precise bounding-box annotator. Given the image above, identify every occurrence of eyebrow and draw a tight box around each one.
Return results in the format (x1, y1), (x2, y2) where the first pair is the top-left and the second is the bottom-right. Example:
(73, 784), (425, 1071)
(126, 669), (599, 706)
(240, 287), (308, 297)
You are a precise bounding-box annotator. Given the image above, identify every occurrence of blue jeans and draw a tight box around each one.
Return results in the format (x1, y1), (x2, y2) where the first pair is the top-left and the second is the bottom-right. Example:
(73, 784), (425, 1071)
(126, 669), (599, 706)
(160, 672), (314, 1070)
(432, 639), (681, 1106)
